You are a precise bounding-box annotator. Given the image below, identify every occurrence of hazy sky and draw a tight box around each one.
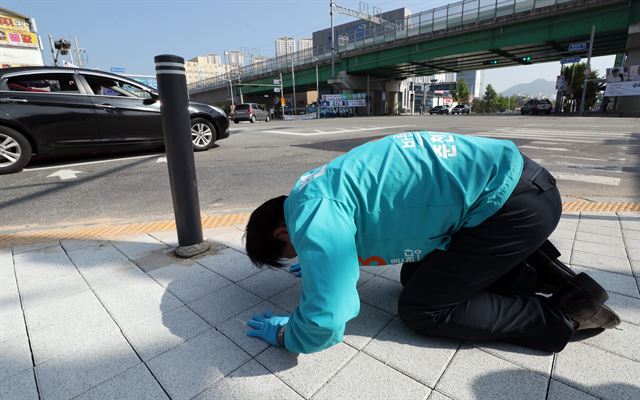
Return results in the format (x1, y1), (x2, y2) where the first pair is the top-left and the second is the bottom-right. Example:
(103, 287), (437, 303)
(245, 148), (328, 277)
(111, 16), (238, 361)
(3, 0), (616, 93)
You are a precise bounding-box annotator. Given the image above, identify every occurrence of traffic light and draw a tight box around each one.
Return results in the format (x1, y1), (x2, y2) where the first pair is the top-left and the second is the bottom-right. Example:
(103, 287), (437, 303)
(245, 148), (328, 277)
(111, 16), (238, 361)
(483, 59), (499, 65)
(521, 56), (532, 63)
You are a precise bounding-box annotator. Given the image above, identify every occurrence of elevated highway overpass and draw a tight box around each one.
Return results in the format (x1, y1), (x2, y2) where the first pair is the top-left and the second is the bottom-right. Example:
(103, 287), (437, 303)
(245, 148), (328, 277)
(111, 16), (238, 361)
(189, 0), (640, 114)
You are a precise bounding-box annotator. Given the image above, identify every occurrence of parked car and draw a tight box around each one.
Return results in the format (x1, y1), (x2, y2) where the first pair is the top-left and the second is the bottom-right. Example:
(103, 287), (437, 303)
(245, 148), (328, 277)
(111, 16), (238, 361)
(450, 104), (471, 114)
(0, 66), (229, 174)
(429, 105), (450, 115)
(521, 98), (552, 115)
(233, 103), (270, 123)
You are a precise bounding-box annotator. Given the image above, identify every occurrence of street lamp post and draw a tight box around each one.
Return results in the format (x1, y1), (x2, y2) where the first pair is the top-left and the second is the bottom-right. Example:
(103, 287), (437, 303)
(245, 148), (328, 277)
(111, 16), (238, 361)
(223, 51), (234, 109)
(330, 0), (335, 78)
(291, 59), (297, 115)
(579, 25), (596, 115)
(315, 59), (320, 119)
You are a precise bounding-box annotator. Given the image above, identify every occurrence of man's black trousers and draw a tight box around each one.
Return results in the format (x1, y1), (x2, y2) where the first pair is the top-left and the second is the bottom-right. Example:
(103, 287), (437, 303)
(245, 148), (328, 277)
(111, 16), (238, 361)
(398, 156), (574, 352)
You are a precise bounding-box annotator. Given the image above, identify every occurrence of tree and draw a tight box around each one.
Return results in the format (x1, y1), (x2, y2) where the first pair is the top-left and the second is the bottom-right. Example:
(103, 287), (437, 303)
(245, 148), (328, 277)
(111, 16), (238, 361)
(561, 63), (605, 112)
(483, 84), (499, 112)
(451, 78), (471, 105)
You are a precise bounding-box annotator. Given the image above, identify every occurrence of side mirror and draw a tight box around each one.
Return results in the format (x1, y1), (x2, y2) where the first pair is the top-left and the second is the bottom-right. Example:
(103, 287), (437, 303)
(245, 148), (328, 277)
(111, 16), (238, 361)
(143, 92), (158, 105)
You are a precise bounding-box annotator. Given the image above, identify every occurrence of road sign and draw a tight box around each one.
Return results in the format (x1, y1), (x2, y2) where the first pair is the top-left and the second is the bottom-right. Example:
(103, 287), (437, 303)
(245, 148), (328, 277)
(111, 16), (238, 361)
(584, 69), (591, 76)
(110, 67), (126, 73)
(560, 56), (581, 65)
(568, 42), (587, 52)
(274, 87), (281, 93)
(273, 79), (281, 85)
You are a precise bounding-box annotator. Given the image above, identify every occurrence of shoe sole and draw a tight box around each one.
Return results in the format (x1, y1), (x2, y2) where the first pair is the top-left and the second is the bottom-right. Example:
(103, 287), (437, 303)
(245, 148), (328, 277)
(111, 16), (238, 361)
(589, 303), (621, 329)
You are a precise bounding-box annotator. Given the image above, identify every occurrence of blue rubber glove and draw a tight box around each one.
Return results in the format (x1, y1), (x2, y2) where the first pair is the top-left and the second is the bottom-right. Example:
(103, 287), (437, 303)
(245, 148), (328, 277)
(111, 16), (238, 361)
(246, 311), (289, 347)
(288, 263), (302, 277)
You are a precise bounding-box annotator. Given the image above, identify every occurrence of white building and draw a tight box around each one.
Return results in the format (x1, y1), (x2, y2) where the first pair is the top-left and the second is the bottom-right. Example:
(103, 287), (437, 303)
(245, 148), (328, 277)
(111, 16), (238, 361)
(251, 55), (269, 68)
(275, 37), (295, 57)
(298, 38), (313, 53)
(185, 53), (225, 84)
(0, 8), (44, 67)
(225, 50), (243, 66)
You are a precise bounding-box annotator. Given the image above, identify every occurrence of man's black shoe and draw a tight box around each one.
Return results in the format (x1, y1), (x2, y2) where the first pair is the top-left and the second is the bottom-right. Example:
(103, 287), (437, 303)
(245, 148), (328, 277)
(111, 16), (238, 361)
(551, 273), (619, 329)
(526, 240), (577, 294)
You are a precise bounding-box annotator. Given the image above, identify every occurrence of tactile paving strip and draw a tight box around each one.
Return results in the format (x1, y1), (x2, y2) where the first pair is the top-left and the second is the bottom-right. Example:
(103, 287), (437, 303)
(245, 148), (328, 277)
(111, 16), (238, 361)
(1, 203), (639, 248)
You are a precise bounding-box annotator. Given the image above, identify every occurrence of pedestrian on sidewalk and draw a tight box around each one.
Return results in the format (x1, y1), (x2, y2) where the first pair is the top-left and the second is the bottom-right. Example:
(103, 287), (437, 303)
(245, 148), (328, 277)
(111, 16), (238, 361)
(244, 131), (620, 354)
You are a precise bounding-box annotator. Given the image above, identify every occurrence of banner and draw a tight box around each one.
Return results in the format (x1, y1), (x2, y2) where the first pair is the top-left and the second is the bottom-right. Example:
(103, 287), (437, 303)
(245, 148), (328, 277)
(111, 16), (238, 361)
(604, 81), (640, 97)
(0, 29), (38, 48)
(0, 14), (30, 33)
(606, 66), (640, 83)
(321, 93), (367, 108)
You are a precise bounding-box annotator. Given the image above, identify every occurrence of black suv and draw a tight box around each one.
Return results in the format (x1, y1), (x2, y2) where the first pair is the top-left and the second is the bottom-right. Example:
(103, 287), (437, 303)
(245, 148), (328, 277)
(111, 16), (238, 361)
(428, 105), (450, 115)
(0, 67), (229, 174)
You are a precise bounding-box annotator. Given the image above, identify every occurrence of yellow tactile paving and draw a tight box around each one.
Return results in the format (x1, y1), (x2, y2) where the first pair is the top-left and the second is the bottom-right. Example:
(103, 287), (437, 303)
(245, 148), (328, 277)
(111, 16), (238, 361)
(1, 203), (639, 248)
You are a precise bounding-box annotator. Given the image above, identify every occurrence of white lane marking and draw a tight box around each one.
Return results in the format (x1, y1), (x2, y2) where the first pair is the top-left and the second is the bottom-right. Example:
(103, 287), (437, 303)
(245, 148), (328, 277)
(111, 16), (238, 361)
(495, 128), (630, 136)
(547, 154), (626, 162)
(47, 169), (84, 181)
(554, 173), (621, 186)
(157, 157), (167, 163)
(24, 153), (162, 171)
(261, 125), (414, 136)
(519, 145), (571, 152)
(473, 133), (597, 144)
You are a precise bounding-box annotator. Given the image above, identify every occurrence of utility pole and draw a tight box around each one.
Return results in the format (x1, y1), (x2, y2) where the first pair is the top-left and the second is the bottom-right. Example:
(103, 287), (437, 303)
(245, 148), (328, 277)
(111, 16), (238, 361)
(579, 25), (595, 115)
(330, 0), (335, 78)
(291, 59), (297, 115)
(280, 72), (284, 119)
(315, 60), (320, 119)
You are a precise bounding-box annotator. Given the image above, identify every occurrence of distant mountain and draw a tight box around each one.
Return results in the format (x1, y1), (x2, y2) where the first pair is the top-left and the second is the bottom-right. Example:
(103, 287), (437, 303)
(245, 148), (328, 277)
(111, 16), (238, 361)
(500, 78), (556, 98)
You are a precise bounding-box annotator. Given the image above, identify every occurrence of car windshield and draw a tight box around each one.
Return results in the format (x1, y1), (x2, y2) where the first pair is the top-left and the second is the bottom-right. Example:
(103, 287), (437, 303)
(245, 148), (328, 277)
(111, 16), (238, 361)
(235, 104), (250, 110)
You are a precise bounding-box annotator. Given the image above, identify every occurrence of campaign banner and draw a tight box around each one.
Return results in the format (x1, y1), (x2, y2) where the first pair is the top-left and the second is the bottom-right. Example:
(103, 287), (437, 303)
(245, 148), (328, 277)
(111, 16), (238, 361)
(0, 29), (38, 48)
(0, 14), (31, 33)
(606, 66), (640, 83)
(321, 93), (367, 108)
(604, 81), (640, 97)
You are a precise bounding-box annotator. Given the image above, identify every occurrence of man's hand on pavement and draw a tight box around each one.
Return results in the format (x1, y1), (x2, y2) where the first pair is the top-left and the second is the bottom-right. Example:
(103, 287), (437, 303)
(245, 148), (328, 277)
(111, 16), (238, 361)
(288, 263), (302, 277)
(246, 311), (289, 347)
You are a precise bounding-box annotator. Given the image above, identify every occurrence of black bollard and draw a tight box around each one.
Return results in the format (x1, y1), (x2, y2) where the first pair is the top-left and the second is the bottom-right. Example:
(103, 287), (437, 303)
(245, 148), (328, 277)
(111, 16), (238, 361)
(154, 54), (210, 257)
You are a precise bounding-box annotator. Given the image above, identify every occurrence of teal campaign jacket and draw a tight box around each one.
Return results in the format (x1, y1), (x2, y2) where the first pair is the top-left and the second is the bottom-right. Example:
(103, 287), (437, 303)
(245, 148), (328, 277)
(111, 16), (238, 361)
(283, 131), (523, 354)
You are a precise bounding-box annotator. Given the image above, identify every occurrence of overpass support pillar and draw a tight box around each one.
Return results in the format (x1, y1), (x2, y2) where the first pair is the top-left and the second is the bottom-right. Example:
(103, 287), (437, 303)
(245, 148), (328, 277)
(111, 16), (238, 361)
(616, 22), (640, 115)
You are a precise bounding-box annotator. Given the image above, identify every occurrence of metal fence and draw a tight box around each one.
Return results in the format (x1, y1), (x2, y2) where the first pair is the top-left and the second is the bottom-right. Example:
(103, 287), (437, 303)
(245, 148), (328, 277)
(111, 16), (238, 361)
(188, 0), (579, 94)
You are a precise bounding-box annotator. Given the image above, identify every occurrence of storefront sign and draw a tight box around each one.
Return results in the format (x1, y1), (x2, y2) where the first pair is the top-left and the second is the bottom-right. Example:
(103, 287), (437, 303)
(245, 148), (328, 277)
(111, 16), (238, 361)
(0, 14), (31, 32)
(0, 29), (38, 48)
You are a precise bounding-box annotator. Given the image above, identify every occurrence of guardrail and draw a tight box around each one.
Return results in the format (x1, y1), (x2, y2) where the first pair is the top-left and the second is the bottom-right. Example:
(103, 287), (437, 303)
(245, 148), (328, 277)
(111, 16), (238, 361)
(187, 0), (588, 94)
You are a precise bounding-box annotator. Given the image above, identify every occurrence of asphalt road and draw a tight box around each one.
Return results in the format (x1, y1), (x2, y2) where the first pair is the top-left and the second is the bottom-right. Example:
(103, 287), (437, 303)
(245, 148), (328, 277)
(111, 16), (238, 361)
(1, 115), (638, 232)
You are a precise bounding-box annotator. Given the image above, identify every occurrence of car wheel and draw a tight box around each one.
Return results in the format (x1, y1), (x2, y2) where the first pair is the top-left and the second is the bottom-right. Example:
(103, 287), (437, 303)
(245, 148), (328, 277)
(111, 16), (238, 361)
(265, 115), (270, 122)
(190, 118), (216, 151)
(250, 115), (256, 123)
(0, 126), (32, 175)
(234, 120), (239, 124)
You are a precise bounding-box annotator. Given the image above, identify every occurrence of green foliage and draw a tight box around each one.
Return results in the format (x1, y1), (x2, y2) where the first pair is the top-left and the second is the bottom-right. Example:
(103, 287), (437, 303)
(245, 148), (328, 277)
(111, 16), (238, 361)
(561, 63), (604, 111)
(451, 79), (471, 105)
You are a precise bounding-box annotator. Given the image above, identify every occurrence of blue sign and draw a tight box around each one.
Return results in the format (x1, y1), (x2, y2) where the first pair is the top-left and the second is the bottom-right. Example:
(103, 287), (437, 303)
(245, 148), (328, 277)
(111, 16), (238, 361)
(568, 42), (587, 52)
(131, 77), (158, 90)
(560, 56), (581, 65)
(110, 67), (126, 74)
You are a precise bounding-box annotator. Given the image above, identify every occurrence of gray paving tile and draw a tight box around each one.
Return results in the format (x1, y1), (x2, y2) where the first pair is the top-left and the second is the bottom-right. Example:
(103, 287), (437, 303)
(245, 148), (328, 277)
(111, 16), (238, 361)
(147, 329), (251, 400)
(202, 226), (245, 252)
(197, 248), (261, 282)
(578, 215), (619, 228)
(379, 263), (402, 283)
(470, 341), (553, 376)
(358, 276), (403, 315)
(74, 259), (139, 288)
(357, 270), (375, 287)
(553, 342), (640, 400)
(11, 241), (59, 255)
(359, 263), (390, 276)
(582, 322), (640, 362)
(572, 240), (626, 258)
(343, 302), (394, 350)
(632, 260), (640, 278)
(148, 261), (232, 303)
(549, 228), (577, 241)
(194, 360), (304, 400)
(0, 306), (27, 343)
(313, 352), (430, 400)
(268, 282), (302, 313)
(256, 342), (357, 399)
(575, 231), (624, 247)
(436, 346), (548, 400)
(110, 234), (168, 260)
(148, 230), (179, 247)
(74, 364), (169, 400)
(30, 313), (120, 365)
(618, 215), (640, 231)
(364, 317), (459, 387)
(547, 380), (599, 400)
(13, 245), (77, 283)
(623, 229), (639, 260)
(576, 223), (623, 237)
(571, 266), (640, 298)
(0, 369), (38, 400)
(23, 289), (111, 333)
(0, 249), (14, 278)
(607, 292), (640, 325)
(428, 392), (453, 400)
(94, 284), (184, 329)
(131, 248), (192, 273)
(570, 250), (633, 276)
(0, 334), (32, 381)
(188, 284), (262, 327)
(216, 301), (286, 357)
(121, 306), (210, 361)
(66, 243), (129, 268)
(18, 271), (89, 310)
(35, 332), (140, 400)
(237, 267), (299, 299)
(59, 239), (108, 252)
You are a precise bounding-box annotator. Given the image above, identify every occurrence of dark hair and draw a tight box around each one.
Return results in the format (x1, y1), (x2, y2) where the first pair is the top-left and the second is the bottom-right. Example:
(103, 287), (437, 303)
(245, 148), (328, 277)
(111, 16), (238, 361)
(245, 195), (288, 268)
